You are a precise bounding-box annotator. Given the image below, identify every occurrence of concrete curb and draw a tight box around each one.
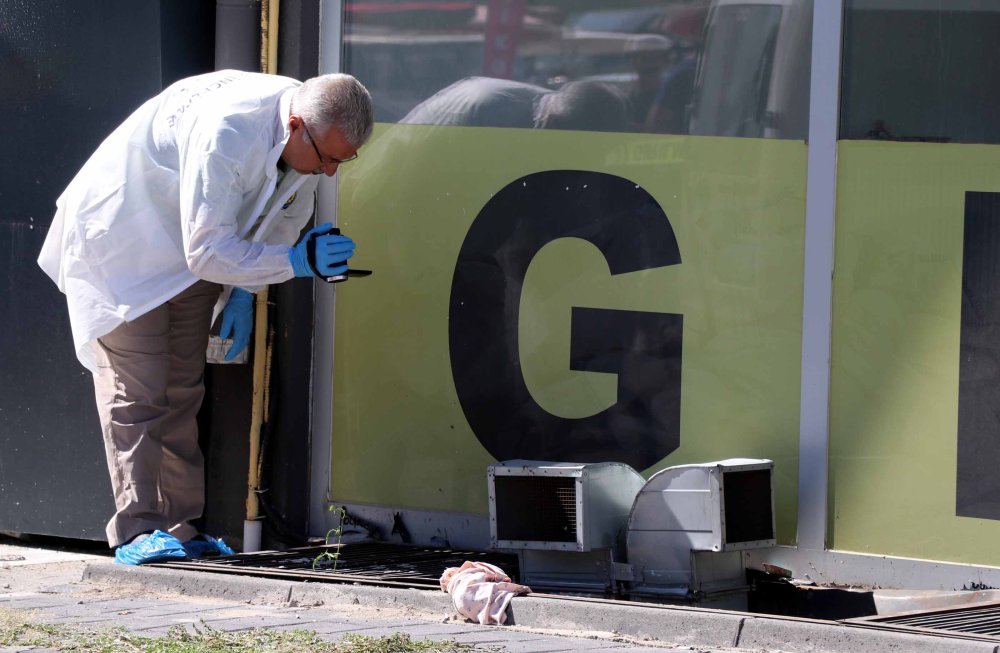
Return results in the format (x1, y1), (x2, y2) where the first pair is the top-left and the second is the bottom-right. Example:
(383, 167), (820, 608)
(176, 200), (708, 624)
(510, 595), (1000, 653)
(83, 563), (1000, 653)
(508, 596), (744, 649)
(82, 563), (454, 616)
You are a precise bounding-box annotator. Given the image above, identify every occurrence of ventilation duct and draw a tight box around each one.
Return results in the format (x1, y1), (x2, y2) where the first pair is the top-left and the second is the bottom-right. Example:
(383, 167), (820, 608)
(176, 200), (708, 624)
(488, 460), (645, 592)
(625, 458), (775, 602)
(487, 458), (775, 603)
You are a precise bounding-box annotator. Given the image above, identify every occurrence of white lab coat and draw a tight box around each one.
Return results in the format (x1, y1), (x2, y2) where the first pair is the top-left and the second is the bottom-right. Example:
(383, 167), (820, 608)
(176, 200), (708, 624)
(38, 70), (320, 372)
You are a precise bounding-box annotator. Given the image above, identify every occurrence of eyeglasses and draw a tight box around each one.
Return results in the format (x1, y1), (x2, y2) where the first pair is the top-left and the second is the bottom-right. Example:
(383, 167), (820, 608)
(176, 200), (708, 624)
(301, 121), (358, 166)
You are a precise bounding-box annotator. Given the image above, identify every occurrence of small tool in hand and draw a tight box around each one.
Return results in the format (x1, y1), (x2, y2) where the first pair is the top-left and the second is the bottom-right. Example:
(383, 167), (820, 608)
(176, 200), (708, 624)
(307, 226), (372, 283)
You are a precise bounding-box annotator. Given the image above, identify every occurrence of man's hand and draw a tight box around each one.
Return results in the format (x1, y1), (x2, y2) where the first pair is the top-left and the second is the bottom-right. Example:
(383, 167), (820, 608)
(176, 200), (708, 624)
(288, 222), (355, 278)
(219, 288), (254, 361)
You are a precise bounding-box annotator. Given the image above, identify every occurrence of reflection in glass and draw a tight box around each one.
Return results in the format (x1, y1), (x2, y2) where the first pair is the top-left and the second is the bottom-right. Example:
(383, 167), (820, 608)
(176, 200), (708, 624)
(841, 1), (1000, 145)
(399, 76), (630, 132)
(689, 5), (781, 137)
(343, 0), (813, 138)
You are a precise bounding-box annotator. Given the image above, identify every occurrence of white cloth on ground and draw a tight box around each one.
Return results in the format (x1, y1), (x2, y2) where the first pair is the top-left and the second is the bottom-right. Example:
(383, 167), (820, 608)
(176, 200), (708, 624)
(440, 561), (531, 625)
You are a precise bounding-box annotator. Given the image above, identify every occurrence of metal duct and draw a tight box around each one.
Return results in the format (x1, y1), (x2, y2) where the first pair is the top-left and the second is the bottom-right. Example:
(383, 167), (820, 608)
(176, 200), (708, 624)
(488, 460), (646, 592)
(626, 458), (776, 600)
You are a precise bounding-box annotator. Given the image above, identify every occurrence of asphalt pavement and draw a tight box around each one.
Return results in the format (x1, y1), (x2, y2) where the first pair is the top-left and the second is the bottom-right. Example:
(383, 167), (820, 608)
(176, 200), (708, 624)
(1, 537), (997, 653)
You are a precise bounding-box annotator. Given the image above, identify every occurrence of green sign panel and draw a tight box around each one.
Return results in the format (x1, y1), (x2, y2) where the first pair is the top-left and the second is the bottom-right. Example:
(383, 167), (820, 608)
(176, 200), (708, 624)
(332, 125), (806, 543)
(831, 141), (1000, 565)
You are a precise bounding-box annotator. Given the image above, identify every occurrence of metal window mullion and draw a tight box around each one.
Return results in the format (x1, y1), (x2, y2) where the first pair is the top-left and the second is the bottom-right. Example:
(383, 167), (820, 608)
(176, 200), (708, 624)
(310, 0), (345, 537)
(797, 0), (845, 552)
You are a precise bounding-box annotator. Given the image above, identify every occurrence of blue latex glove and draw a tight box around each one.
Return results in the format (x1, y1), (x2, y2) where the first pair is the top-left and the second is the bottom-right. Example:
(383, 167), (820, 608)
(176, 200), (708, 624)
(219, 288), (254, 362)
(288, 222), (355, 278)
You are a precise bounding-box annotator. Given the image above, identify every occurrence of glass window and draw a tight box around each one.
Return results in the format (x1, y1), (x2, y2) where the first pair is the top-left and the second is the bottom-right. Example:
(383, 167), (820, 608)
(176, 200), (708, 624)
(688, 5), (783, 137)
(343, 0), (812, 138)
(841, 0), (1000, 144)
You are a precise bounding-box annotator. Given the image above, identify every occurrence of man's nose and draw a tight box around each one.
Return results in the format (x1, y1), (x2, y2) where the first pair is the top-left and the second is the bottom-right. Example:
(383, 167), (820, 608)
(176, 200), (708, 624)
(324, 162), (339, 177)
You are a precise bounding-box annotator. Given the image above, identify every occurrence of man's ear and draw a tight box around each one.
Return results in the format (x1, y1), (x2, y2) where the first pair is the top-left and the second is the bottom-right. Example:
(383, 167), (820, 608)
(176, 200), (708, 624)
(288, 113), (303, 132)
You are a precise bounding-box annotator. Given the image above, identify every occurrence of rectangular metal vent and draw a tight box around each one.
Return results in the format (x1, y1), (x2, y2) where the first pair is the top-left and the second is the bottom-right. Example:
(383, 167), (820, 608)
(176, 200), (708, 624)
(723, 468), (774, 544)
(849, 601), (1000, 641)
(494, 475), (577, 543)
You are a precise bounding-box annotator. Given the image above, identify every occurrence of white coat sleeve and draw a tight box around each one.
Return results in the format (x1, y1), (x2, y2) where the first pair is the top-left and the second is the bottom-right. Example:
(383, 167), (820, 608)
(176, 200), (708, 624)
(177, 128), (297, 287)
(234, 180), (319, 295)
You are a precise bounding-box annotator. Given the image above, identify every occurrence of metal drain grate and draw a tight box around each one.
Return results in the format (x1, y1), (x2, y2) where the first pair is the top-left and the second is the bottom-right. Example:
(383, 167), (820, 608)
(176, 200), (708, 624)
(847, 600), (1000, 642)
(154, 542), (520, 591)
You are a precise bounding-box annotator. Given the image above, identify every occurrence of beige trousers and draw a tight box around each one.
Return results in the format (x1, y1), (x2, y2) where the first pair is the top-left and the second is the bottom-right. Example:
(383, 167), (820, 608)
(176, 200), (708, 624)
(93, 280), (222, 547)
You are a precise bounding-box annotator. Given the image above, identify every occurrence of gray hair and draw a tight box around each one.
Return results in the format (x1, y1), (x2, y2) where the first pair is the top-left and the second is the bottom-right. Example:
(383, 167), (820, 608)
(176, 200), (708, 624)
(292, 73), (374, 147)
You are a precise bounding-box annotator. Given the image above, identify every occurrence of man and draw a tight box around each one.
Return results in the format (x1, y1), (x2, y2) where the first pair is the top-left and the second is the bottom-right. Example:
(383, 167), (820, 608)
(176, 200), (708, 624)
(623, 34), (676, 132)
(37, 70), (374, 565)
(643, 43), (698, 135)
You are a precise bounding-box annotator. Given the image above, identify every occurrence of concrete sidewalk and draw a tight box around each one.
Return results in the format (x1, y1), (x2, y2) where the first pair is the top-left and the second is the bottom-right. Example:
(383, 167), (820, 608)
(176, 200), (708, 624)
(1, 539), (998, 653)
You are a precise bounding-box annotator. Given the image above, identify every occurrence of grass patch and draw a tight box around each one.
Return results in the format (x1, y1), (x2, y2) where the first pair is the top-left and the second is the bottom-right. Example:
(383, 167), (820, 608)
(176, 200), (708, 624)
(0, 608), (494, 652)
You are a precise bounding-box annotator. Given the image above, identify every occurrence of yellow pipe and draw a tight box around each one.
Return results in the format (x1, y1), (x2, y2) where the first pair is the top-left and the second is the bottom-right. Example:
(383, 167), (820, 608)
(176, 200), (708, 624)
(268, 0), (280, 75)
(246, 0), (280, 540)
(259, 0), (270, 75)
(245, 297), (268, 525)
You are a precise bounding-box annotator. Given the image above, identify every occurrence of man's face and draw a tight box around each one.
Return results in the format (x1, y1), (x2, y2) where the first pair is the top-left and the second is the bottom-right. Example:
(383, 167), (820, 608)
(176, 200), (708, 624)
(282, 115), (359, 176)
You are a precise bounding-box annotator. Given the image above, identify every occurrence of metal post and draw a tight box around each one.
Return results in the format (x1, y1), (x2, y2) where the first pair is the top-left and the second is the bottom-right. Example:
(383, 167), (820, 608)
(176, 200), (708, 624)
(310, 0), (344, 536)
(797, 0), (846, 551)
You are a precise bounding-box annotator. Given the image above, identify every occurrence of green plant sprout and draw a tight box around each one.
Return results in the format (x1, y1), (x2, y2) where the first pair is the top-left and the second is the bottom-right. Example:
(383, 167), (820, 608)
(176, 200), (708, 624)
(312, 504), (347, 571)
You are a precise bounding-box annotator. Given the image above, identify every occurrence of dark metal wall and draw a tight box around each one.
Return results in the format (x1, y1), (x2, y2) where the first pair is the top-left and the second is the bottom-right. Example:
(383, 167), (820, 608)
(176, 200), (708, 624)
(0, 0), (212, 540)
